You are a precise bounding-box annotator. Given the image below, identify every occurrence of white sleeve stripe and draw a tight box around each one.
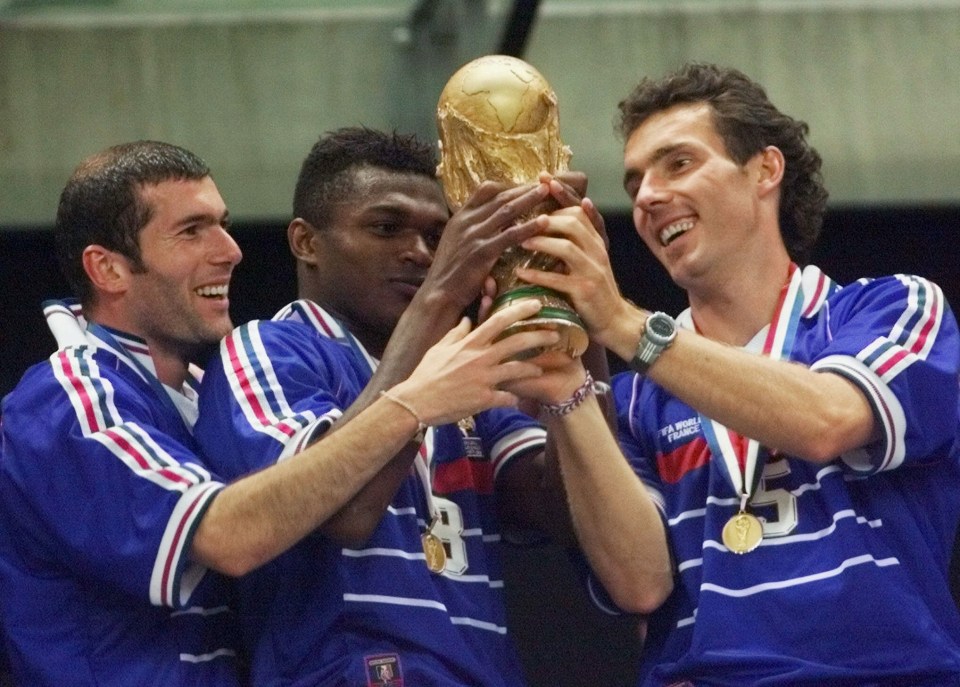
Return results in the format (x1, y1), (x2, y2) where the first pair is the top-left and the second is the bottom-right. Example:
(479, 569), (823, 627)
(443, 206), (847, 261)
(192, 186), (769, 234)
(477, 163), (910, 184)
(279, 411), (340, 461)
(812, 355), (906, 471)
(150, 481), (224, 608)
(53, 349), (206, 491)
(586, 575), (623, 616)
(222, 325), (316, 443)
(90, 429), (195, 492)
(893, 275), (944, 360)
(53, 347), (113, 436)
(491, 427), (546, 478)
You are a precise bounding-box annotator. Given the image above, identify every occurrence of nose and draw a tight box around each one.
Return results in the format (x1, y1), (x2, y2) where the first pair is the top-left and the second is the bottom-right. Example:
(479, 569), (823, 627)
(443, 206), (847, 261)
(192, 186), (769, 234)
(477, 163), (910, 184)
(634, 173), (670, 214)
(401, 232), (433, 267)
(213, 226), (243, 267)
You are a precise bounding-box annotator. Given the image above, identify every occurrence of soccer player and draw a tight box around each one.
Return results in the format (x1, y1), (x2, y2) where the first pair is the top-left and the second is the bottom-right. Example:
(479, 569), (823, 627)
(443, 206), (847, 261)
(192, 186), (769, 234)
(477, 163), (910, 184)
(193, 127), (608, 686)
(514, 62), (960, 685)
(0, 139), (555, 686)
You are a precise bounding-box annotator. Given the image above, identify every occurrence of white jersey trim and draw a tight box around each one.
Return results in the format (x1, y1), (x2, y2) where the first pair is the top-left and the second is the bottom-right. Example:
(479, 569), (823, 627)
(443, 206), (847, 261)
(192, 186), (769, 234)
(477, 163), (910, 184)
(700, 553), (899, 598)
(150, 481), (224, 608)
(812, 353), (907, 472)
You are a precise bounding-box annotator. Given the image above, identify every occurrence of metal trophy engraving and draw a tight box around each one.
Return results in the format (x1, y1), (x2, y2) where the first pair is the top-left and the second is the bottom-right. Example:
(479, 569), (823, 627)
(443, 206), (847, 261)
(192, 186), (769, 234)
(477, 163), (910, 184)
(436, 54), (588, 358)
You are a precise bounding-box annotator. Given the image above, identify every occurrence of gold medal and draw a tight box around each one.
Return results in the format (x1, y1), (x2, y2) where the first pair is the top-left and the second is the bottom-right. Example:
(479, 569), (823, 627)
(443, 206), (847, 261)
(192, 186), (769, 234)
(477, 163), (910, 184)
(722, 511), (763, 554)
(422, 530), (447, 573)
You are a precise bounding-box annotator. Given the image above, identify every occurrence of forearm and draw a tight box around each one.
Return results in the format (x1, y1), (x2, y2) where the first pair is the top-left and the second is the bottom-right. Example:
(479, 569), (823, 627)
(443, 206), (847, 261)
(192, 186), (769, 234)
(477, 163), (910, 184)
(191, 394), (420, 576)
(311, 292), (469, 542)
(349, 290), (466, 416)
(549, 395), (673, 614)
(604, 311), (877, 462)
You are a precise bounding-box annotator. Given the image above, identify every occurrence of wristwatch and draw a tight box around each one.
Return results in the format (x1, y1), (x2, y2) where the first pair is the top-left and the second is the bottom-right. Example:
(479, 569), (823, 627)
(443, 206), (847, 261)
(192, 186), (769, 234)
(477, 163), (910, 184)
(629, 311), (677, 374)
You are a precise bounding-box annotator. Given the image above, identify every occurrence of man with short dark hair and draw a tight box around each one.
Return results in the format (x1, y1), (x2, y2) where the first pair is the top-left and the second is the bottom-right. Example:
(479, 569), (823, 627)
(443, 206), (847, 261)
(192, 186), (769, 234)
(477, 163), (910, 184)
(516, 62), (960, 685)
(0, 140), (245, 685)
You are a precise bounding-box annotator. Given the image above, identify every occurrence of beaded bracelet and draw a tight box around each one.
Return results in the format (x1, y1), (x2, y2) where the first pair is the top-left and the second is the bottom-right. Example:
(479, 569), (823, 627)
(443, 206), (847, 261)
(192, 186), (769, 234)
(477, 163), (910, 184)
(379, 389), (428, 443)
(540, 370), (610, 417)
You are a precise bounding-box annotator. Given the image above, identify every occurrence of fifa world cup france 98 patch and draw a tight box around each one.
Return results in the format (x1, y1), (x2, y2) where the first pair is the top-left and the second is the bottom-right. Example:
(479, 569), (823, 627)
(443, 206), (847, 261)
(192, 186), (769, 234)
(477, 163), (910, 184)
(365, 653), (404, 687)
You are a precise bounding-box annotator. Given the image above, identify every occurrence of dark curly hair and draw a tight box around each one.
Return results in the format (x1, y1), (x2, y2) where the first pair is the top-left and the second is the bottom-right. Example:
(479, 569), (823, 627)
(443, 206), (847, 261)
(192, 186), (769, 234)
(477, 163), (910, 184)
(618, 63), (828, 264)
(293, 126), (438, 229)
(55, 140), (211, 305)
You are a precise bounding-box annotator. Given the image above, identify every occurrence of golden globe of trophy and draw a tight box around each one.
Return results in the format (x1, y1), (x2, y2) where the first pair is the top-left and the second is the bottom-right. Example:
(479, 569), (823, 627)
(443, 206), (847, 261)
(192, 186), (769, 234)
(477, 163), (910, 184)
(436, 54), (588, 358)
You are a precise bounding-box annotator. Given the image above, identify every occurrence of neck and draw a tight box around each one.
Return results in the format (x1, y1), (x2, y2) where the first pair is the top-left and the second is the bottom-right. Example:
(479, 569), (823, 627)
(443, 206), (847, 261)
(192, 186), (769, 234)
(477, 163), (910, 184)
(687, 254), (793, 346)
(88, 306), (191, 389)
(149, 350), (191, 390)
(300, 295), (389, 360)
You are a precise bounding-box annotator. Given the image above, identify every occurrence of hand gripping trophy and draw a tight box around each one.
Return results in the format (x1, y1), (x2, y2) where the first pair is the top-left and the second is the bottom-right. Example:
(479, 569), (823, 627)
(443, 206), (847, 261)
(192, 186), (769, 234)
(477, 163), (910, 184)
(436, 54), (588, 358)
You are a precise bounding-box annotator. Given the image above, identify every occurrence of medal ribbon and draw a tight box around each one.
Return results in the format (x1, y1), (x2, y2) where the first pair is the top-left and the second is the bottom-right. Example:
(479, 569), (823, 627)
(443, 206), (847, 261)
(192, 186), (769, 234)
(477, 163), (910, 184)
(412, 428), (441, 525)
(699, 264), (804, 507)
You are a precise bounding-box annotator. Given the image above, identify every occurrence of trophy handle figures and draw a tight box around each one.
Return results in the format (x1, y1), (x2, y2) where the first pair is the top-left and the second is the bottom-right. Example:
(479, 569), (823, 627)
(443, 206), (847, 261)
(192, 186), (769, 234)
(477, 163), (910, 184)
(436, 54), (588, 358)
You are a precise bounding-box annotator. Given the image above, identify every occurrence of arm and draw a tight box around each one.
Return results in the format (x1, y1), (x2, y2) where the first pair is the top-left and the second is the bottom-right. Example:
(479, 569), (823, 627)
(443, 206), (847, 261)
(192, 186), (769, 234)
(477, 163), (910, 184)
(318, 178), (595, 541)
(191, 300), (559, 576)
(504, 355), (673, 613)
(487, 172), (617, 543)
(516, 206), (877, 463)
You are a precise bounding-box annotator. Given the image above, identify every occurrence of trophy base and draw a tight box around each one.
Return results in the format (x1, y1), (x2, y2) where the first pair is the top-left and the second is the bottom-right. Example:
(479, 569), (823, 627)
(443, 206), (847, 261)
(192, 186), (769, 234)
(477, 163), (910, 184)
(491, 285), (588, 359)
(498, 312), (589, 359)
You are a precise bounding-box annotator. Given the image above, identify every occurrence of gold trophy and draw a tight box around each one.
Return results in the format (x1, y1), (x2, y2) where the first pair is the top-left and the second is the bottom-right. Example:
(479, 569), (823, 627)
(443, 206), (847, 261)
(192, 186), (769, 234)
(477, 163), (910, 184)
(436, 54), (588, 358)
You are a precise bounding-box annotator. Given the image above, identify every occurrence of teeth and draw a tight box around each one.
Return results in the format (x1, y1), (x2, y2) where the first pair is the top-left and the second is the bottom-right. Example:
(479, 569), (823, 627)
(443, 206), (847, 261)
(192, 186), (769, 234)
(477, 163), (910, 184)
(659, 220), (694, 247)
(196, 284), (228, 298)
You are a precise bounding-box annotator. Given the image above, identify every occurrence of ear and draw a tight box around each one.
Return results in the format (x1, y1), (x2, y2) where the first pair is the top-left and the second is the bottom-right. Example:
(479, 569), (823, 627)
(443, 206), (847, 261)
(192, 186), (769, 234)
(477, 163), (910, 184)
(756, 145), (785, 198)
(288, 218), (320, 266)
(81, 245), (132, 296)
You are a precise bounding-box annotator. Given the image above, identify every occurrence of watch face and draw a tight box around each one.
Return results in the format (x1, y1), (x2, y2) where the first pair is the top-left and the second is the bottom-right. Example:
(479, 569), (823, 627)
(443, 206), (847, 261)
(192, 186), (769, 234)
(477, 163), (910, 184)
(649, 315), (674, 337)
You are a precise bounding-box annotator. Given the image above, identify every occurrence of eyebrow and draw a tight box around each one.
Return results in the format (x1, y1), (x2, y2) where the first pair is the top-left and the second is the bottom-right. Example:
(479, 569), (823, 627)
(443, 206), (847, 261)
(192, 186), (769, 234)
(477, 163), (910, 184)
(175, 209), (230, 228)
(622, 143), (686, 191)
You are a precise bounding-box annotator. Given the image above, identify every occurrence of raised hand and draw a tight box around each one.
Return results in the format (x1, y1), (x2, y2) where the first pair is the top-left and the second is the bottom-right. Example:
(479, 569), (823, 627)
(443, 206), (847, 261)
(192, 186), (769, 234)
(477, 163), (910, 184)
(386, 300), (560, 426)
(418, 181), (551, 315)
(514, 205), (629, 349)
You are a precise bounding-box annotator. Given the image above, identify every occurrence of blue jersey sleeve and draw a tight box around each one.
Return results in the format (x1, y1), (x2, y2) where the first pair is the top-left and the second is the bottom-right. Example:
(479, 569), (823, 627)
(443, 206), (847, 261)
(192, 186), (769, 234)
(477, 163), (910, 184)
(805, 275), (960, 472)
(0, 347), (224, 610)
(474, 406), (546, 482)
(196, 319), (368, 479)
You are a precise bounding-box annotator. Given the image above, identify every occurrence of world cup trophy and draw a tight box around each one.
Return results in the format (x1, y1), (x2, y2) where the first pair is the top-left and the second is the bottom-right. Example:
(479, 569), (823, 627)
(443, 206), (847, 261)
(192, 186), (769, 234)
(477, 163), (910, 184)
(436, 54), (588, 358)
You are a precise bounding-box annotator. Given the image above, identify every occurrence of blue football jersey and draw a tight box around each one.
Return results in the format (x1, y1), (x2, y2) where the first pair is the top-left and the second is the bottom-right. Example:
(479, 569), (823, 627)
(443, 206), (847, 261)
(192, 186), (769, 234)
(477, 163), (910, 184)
(610, 267), (960, 686)
(0, 303), (239, 686)
(195, 299), (545, 687)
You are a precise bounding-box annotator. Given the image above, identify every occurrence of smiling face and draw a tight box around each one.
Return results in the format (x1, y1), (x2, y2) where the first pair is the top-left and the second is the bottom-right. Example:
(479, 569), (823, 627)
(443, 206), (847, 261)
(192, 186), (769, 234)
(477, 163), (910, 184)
(124, 177), (241, 360)
(296, 167), (449, 356)
(623, 103), (768, 292)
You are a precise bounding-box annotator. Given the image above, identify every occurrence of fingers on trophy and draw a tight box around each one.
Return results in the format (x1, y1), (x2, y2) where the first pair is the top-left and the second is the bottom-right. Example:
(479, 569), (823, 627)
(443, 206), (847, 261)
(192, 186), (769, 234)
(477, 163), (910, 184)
(436, 54), (588, 359)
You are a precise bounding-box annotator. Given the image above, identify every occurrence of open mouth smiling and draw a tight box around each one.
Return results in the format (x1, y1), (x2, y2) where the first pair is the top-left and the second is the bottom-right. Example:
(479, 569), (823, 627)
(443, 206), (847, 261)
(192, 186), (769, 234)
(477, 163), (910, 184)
(195, 284), (228, 299)
(660, 219), (694, 247)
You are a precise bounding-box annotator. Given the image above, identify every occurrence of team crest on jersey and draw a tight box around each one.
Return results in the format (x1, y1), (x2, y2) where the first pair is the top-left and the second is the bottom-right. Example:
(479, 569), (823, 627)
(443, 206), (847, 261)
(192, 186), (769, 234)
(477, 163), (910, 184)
(365, 653), (404, 686)
(458, 415), (484, 458)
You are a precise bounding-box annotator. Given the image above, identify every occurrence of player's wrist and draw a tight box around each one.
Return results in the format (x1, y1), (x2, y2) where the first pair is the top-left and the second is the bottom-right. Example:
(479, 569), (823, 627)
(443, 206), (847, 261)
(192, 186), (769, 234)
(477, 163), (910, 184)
(540, 370), (610, 417)
(606, 300), (649, 362)
(379, 389), (428, 443)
